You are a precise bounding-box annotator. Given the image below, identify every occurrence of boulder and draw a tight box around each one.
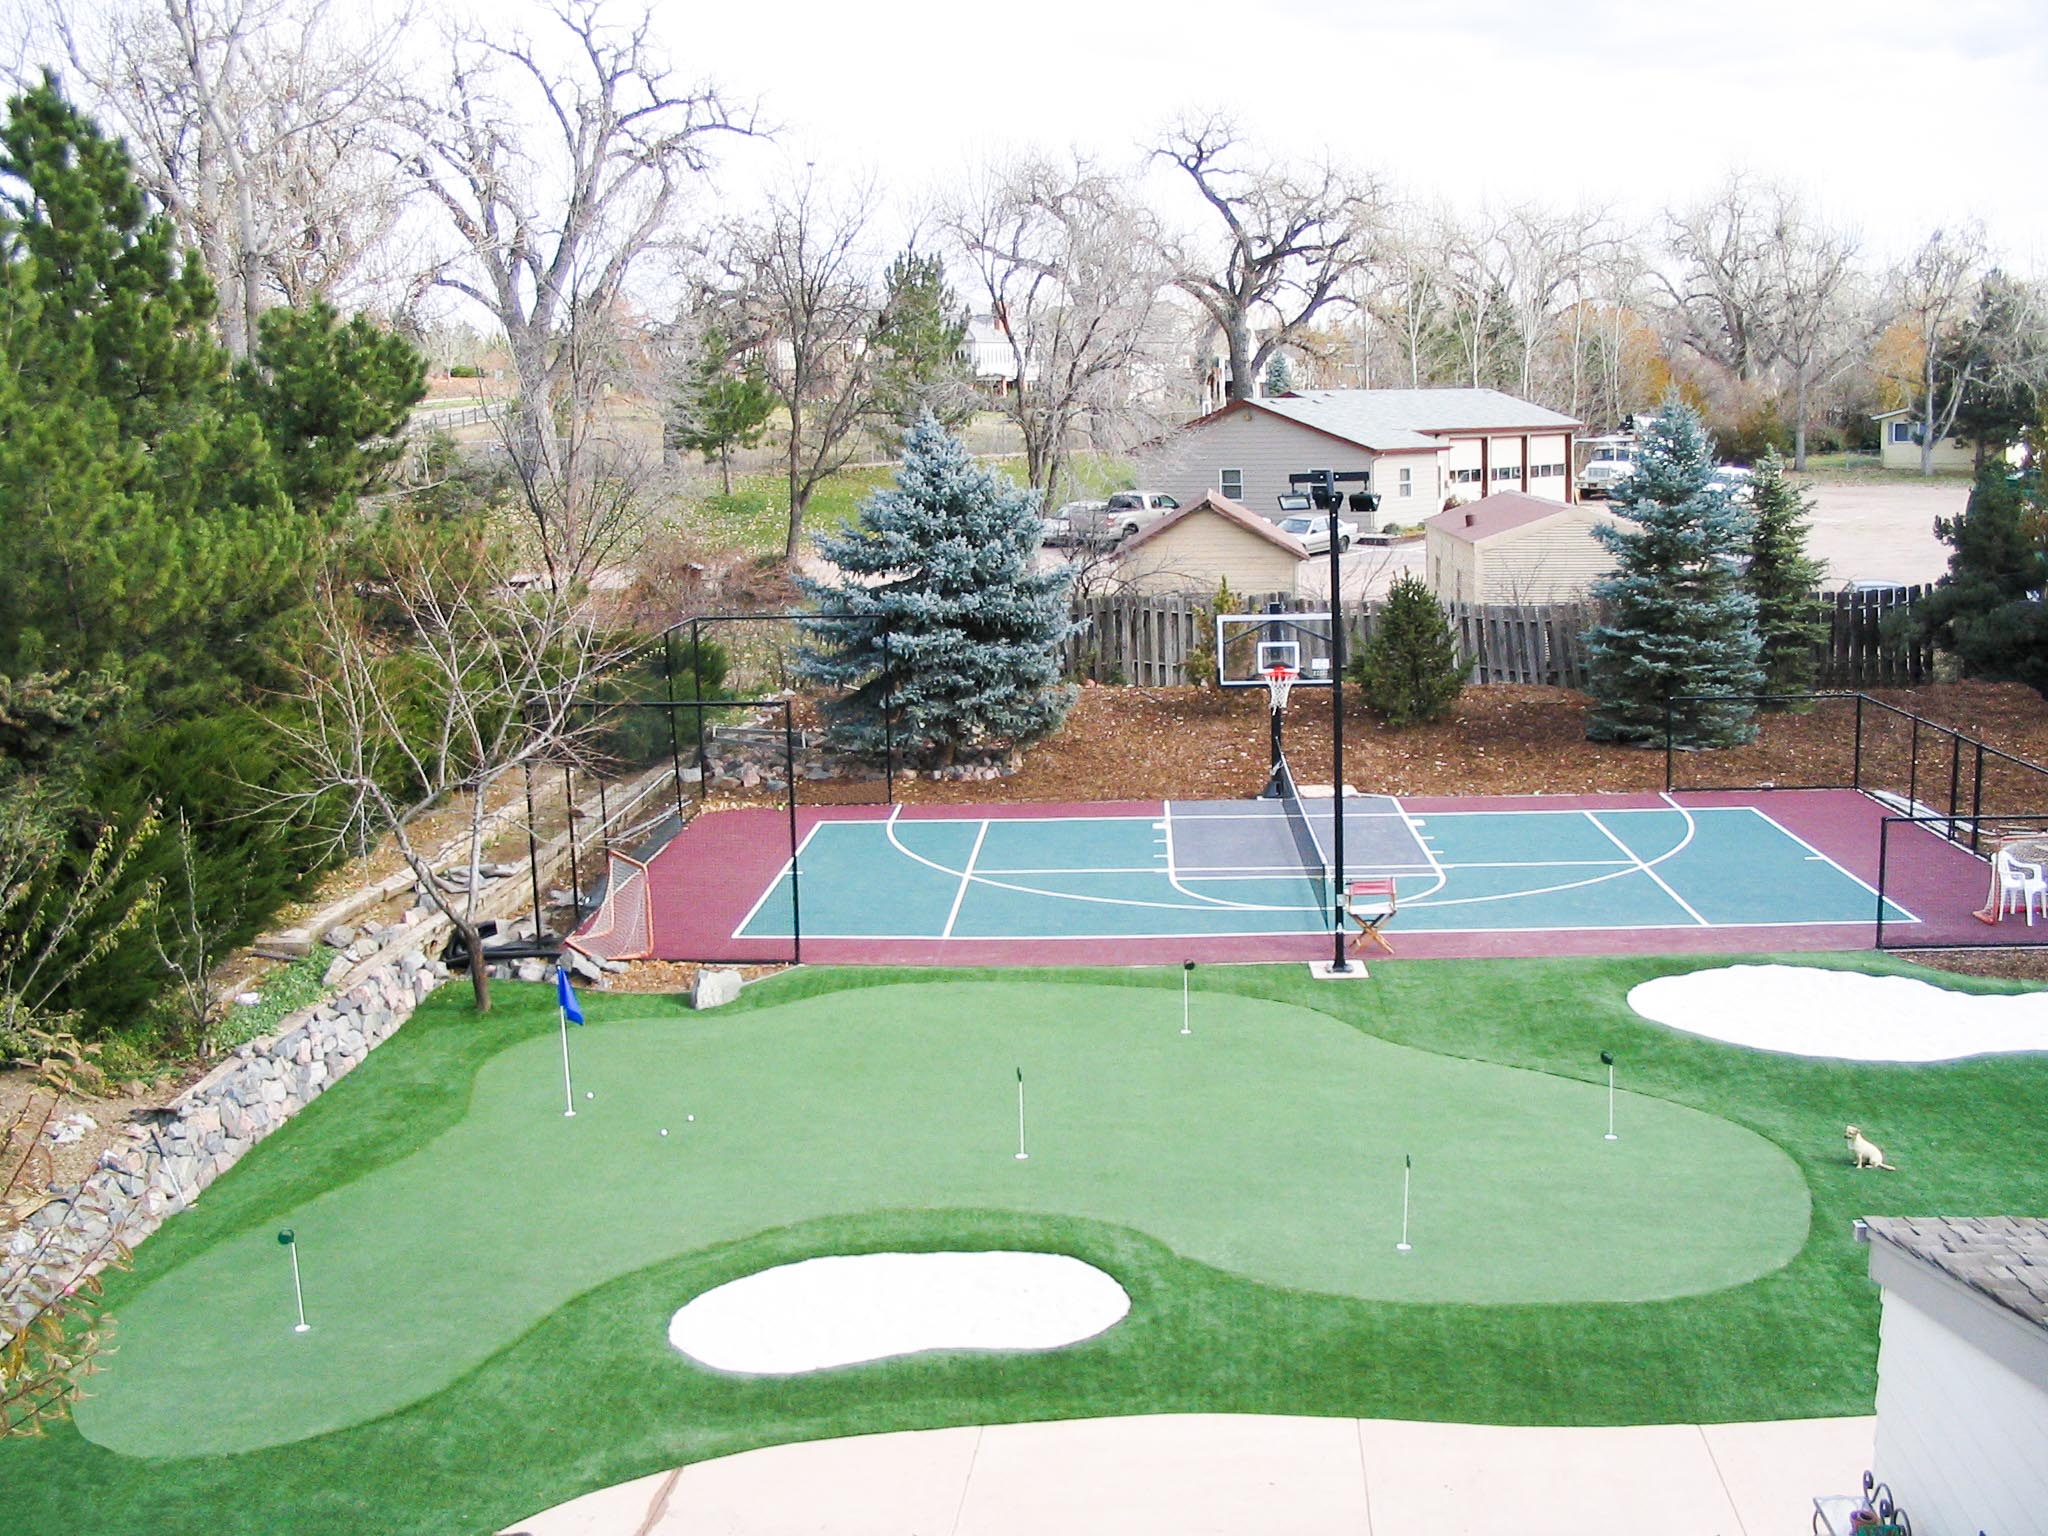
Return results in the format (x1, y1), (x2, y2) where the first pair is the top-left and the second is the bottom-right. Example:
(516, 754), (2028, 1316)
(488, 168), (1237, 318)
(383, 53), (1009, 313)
(322, 955), (352, 987)
(692, 967), (743, 1010)
(565, 947), (605, 984)
(515, 959), (548, 984)
(322, 925), (357, 949)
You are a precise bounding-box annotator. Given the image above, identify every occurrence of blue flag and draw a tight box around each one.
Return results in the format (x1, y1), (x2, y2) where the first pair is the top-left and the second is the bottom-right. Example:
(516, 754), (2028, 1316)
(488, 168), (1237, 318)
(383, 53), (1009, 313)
(555, 966), (584, 1025)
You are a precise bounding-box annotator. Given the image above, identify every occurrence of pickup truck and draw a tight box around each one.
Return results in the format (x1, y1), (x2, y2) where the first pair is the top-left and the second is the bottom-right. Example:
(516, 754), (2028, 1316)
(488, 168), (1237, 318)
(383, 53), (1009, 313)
(1050, 492), (1182, 545)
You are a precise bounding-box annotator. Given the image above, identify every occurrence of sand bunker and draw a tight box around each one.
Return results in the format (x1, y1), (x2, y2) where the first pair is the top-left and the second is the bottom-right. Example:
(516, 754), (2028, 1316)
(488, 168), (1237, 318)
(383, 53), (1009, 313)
(1629, 964), (2048, 1062)
(667, 1251), (1130, 1374)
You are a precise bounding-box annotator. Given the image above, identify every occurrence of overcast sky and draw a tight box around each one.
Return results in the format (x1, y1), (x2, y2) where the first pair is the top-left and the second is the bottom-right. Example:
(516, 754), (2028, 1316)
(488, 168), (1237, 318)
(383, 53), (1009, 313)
(679, 0), (2047, 269)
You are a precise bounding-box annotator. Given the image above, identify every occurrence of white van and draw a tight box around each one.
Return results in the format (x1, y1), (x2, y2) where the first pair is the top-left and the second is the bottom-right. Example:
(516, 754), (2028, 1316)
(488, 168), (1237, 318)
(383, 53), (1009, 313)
(1577, 435), (1638, 499)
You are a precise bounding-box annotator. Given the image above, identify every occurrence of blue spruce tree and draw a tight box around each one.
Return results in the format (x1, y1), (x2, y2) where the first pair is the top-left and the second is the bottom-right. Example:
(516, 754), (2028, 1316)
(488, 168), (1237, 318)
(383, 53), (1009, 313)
(796, 416), (1076, 767)
(1584, 401), (1764, 747)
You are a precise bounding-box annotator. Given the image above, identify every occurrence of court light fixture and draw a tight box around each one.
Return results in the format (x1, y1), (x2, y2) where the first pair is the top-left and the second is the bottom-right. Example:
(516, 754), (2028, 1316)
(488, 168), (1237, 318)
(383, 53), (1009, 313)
(1276, 492), (1313, 513)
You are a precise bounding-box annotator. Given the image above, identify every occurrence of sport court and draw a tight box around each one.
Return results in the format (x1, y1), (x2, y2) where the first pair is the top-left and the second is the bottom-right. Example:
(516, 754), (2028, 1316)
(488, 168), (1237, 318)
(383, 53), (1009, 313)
(622, 787), (1990, 966)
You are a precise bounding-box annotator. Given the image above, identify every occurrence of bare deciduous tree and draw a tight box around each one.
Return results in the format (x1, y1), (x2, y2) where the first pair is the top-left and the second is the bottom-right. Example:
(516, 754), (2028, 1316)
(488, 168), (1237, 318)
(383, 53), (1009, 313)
(273, 533), (629, 1011)
(1765, 205), (1865, 469)
(1659, 173), (1792, 383)
(44, 0), (415, 354)
(717, 169), (882, 562)
(406, 0), (753, 480)
(1153, 113), (1382, 402)
(1886, 224), (1990, 474)
(945, 152), (1169, 502)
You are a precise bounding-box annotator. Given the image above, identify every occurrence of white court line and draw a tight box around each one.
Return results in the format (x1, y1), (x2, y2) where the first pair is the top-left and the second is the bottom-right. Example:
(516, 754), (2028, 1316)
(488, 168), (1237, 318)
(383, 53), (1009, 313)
(1160, 797), (1327, 913)
(1401, 804), (1701, 912)
(730, 816), (831, 937)
(1731, 803), (1922, 923)
(756, 915), (1904, 941)
(940, 819), (992, 939)
(1585, 808), (1710, 926)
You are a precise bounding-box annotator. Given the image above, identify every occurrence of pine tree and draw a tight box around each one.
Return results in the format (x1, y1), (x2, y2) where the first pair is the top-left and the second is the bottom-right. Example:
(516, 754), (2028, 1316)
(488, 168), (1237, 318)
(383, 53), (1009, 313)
(1911, 463), (2048, 695)
(1584, 400), (1763, 747)
(1262, 351), (1295, 397)
(796, 416), (1075, 766)
(871, 249), (972, 436)
(1352, 574), (1466, 726)
(667, 325), (775, 494)
(1744, 448), (1827, 700)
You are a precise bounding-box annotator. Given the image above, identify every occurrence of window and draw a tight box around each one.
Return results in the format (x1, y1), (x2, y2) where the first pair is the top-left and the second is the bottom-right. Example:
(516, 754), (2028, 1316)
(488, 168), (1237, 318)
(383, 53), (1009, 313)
(1219, 470), (1243, 500)
(1889, 421), (1914, 445)
(1493, 465), (1520, 481)
(1452, 467), (1483, 484)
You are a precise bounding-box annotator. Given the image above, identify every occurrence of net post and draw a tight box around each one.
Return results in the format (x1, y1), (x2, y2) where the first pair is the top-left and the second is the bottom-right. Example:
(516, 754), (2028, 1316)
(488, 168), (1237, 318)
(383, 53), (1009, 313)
(663, 629), (685, 819)
(691, 619), (707, 785)
(882, 628), (895, 806)
(1852, 694), (1865, 790)
(1907, 714), (1920, 815)
(1663, 692), (1675, 791)
(564, 763), (580, 906)
(1875, 816), (1891, 948)
(1328, 554), (1349, 971)
(524, 762), (543, 934)
(1970, 741), (1985, 854)
(783, 699), (802, 966)
(1949, 729), (1963, 841)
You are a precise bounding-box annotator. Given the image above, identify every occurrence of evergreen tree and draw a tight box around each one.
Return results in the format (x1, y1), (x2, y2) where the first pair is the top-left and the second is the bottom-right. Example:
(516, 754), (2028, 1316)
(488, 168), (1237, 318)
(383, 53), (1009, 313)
(668, 325), (774, 494)
(1351, 575), (1466, 726)
(871, 250), (971, 435)
(1262, 351), (1295, 397)
(796, 416), (1075, 766)
(1583, 400), (1763, 747)
(1744, 448), (1827, 700)
(1911, 463), (2048, 696)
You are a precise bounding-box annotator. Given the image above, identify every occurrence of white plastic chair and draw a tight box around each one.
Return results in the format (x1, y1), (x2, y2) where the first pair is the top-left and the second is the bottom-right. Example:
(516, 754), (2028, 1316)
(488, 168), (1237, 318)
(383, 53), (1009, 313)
(1995, 849), (2047, 925)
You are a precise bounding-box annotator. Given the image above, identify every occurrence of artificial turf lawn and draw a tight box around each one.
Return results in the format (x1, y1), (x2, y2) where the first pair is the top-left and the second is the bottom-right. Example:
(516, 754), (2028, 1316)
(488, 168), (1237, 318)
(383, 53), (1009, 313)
(77, 981), (1808, 1456)
(6, 954), (2046, 1536)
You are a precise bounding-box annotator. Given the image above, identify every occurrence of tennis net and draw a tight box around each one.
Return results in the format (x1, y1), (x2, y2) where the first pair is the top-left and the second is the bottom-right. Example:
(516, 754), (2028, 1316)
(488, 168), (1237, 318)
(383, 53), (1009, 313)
(1278, 773), (1333, 925)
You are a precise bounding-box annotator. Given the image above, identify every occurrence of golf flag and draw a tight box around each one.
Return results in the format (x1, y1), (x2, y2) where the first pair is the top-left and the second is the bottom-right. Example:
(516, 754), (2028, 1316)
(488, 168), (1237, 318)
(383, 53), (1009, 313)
(555, 966), (585, 1025)
(1405, 1153), (1412, 1170)
(1016, 1065), (1023, 1084)
(1600, 1050), (1614, 1066)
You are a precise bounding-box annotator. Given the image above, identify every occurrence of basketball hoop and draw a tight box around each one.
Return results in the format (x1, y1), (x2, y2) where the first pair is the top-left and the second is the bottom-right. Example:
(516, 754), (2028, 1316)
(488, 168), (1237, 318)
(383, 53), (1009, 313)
(1262, 664), (1298, 713)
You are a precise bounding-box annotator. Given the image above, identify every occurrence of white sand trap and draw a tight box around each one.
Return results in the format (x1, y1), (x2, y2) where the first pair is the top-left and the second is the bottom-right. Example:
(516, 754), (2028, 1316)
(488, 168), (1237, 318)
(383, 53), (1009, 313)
(1629, 964), (2048, 1062)
(667, 1251), (1130, 1375)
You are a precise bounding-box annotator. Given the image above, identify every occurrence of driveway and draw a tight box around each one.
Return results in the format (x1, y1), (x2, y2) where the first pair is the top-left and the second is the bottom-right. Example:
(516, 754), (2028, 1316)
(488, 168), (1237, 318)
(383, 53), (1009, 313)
(1802, 480), (1966, 588)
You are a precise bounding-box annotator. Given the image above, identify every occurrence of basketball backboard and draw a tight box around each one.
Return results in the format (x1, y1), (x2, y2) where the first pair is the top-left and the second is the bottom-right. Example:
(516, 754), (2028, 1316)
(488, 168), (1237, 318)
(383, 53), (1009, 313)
(1216, 611), (1337, 689)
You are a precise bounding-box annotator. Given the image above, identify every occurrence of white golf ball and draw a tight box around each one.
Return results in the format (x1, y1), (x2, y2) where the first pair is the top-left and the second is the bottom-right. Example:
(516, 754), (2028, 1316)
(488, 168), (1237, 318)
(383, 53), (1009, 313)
(660, 1128), (668, 1137)
(585, 1091), (594, 1100)
(686, 1114), (694, 1122)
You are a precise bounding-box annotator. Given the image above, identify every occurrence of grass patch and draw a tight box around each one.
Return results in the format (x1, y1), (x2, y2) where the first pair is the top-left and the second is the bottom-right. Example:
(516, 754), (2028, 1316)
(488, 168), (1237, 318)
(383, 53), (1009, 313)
(8, 954), (2044, 1535)
(1795, 451), (1974, 484)
(213, 952), (334, 1052)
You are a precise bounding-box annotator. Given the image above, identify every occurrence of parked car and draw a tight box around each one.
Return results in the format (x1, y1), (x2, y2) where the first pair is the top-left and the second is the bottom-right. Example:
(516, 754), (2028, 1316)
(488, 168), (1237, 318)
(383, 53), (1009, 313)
(1577, 435), (1638, 498)
(1276, 511), (1359, 554)
(1708, 464), (1756, 504)
(1039, 500), (1103, 547)
(1100, 491), (1181, 539)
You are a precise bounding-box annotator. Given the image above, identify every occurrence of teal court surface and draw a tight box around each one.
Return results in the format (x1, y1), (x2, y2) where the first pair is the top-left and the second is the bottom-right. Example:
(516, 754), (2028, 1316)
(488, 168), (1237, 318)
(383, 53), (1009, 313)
(629, 788), (1978, 966)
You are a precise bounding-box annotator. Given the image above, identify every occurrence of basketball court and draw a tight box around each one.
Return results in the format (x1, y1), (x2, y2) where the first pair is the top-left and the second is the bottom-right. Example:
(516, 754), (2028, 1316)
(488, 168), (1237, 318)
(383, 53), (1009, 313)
(574, 786), (1995, 967)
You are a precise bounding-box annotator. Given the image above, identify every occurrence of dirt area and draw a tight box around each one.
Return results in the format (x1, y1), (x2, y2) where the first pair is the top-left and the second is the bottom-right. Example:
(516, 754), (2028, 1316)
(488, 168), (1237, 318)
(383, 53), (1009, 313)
(1800, 480), (1968, 588)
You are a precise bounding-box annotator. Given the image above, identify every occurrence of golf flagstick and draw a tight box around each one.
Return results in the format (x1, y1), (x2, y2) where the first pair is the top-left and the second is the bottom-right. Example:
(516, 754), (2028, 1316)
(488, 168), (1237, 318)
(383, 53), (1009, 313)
(1181, 960), (1193, 1035)
(1601, 1050), (1617, 1140)
(559, 1003), (577, 1117)
(1015, 1066), (1029, 1160)
(279, 1229), (310, 1331)
(1396, 1155), (1412, 1252)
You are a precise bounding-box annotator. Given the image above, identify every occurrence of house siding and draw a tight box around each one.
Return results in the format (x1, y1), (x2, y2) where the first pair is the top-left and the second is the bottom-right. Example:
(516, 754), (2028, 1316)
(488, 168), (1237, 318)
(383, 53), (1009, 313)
(1139, 411), (1419, 523)
(1424, 508), (1619, 604)
(1872, 1287), (2048, 1536)
(1877, 419), (1979, 473)
(1114, 514), (1303, 596)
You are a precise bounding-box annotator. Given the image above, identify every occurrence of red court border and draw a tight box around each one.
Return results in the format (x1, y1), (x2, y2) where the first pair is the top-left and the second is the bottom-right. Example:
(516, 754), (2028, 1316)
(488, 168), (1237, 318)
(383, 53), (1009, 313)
(634, 789), (2000, 967)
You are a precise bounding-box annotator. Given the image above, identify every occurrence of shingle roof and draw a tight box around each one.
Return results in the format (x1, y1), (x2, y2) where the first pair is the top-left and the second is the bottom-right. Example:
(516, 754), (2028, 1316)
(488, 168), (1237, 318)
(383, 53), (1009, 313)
(1118, 490), (1308, 560)
(1425, 491), (1593, 545)
(1862, 1216), (2048, 1332)
(1253, 388), (1585, 451)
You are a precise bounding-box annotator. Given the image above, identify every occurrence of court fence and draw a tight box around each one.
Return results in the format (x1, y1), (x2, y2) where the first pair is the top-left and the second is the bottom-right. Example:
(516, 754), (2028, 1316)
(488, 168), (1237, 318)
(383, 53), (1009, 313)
(1666, 690), (2048, 950)
(1066, 585), (1931, 690)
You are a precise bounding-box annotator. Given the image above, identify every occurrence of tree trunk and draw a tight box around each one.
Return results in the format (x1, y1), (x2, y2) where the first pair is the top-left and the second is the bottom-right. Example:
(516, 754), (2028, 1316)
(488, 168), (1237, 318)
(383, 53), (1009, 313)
(1920, 357), (1937, 476)
(783, 405), (807, 564)
(457, 919), (492, 1012)
(1225, 321), (1255, 402)
(720, 448), (732, 496)
(1793, 371), (1810, 471)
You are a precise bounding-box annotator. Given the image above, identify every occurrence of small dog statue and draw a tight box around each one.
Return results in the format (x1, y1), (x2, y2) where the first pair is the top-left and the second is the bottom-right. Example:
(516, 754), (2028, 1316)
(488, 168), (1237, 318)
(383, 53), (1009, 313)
(1845, 1125), (1897, 1171)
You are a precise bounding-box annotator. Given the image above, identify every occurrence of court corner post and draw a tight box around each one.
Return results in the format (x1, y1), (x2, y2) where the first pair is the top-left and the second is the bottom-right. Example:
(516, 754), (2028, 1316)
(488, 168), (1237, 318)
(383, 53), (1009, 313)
(783, 698), (802, 966)
(1327, 526), (1350, 974)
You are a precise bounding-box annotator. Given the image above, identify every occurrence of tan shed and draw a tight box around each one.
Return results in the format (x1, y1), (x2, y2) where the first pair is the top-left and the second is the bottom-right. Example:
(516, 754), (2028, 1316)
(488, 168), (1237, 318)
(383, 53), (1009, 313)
(1424, 491), (1621, 603)
(1110, 490), (1309, 595)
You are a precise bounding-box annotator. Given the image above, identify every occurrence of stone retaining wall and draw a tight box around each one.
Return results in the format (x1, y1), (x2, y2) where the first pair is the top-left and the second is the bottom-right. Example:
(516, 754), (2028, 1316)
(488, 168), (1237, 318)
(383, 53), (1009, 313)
(4, 944), (451, 1336)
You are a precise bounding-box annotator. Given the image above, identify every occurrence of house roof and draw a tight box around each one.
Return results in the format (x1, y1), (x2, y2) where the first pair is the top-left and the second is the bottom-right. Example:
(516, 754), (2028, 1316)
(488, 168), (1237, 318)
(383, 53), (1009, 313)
(1426, 491), (1595, 545)
(1862, 1216), (2048, 1333)
(1251, 388), (1586, 452)
(1119, 490), (1308, 560)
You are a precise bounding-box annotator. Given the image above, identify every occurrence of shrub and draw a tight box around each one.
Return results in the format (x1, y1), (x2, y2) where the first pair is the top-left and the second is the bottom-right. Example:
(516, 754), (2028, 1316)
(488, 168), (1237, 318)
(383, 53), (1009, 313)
(1351, 575), (1465, 726)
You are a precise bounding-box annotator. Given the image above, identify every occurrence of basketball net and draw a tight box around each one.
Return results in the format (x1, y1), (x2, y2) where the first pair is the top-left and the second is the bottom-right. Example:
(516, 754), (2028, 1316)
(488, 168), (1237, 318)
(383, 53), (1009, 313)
(1263, 665), (1298, 715)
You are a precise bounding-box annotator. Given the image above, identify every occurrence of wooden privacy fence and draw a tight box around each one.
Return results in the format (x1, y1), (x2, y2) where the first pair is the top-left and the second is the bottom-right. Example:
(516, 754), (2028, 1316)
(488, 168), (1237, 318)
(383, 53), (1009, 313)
(1068, 584), (1933, 691)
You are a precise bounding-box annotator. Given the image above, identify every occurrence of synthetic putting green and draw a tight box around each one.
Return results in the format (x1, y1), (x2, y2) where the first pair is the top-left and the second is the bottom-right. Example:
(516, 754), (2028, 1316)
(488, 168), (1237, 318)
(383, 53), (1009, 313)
(77, 979), (1806, 1458)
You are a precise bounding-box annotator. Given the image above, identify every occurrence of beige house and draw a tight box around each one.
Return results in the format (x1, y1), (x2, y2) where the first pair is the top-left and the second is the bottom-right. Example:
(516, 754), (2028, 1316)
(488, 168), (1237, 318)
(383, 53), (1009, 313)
(1872, 408), (1978, 471)
(1108, 490), (1308, 595)
(1424, 491), (1621, 603)
(1858, 1216), (2048, 1536)
(1138, 388), (1583, 529)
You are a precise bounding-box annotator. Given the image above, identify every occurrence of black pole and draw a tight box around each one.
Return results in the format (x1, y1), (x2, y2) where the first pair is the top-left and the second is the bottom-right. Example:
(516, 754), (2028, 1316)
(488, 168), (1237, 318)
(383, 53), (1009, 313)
(524, 763), (544, 935)
(691, 619), (707, 786)
(882, 628), (895, 806)
(784, 700), (802, 965)
(1663, 692), (1675, 791)
(1970, 741), (1986, 853)
(1948, 729), (1963, 841)
(1328, 516), (1348, 973)
(1852, 693), (1865, 790)
(663, 629), (685, 818)
(1875, 817), (1891, 948)
(1907, 714), (1920, 815)
(564, 763), (580, 905)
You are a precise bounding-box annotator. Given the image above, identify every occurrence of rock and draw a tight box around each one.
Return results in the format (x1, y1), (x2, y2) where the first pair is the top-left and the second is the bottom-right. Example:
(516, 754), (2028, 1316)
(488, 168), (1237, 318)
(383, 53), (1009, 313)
(566, 948), (604, 984)
(481, 861), (518, 879)
(322, 955), (352, 987)
(322, 925), (356, 949)
(692, 967), (743, 1010)
(514, 959), (547, 984)
(253, 929), (313, 960)
(234, 991), (264, 1008)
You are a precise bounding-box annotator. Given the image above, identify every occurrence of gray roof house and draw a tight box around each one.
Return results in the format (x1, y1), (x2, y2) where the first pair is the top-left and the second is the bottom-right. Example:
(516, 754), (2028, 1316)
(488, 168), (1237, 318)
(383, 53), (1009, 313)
(1856, 1216), (2048, 1535)
(1136, 388), (1585, 531)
